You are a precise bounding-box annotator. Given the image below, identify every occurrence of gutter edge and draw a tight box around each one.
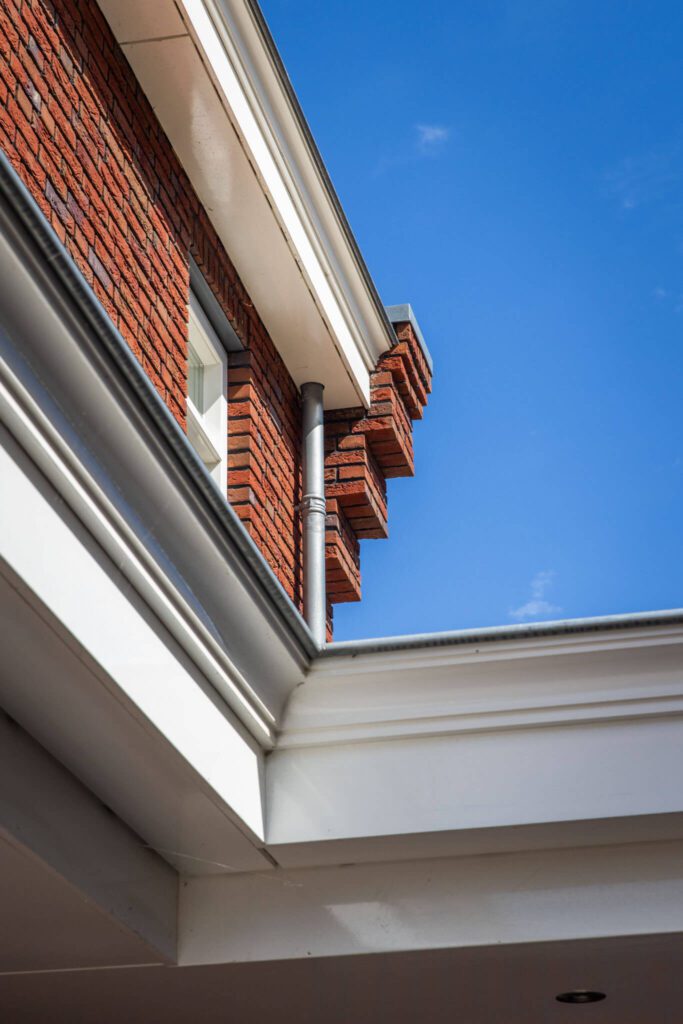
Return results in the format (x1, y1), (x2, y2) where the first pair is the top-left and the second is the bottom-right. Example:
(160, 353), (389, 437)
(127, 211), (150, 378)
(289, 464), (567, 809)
(321, 609), (683, 658)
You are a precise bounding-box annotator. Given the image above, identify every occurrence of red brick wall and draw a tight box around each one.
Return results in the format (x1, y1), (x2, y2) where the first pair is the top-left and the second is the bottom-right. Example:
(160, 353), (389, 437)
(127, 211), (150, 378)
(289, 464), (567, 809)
(0, 0), (303, 608)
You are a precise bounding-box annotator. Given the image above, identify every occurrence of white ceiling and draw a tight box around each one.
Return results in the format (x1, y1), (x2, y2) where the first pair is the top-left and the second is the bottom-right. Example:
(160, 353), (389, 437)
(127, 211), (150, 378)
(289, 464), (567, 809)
(1, 933), (681, 1022)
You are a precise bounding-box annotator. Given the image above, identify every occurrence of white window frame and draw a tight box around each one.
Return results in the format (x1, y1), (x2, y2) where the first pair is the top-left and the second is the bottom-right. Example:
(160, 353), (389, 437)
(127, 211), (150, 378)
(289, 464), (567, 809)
(187, 289), (228, 495)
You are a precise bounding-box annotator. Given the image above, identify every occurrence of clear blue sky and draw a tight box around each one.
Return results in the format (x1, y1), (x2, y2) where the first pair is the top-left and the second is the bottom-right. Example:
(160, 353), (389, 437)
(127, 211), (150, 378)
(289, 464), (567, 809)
(261, 0), (683, 640)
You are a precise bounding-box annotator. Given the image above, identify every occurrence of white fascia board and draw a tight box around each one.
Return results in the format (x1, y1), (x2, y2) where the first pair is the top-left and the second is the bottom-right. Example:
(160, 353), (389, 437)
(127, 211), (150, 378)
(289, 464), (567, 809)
(267, 623), (683, 862)
(179, 0), (386, 397)
(0, 426), (268, 869)
(207, 0), (394, 365)
(180, 840), (683, 964)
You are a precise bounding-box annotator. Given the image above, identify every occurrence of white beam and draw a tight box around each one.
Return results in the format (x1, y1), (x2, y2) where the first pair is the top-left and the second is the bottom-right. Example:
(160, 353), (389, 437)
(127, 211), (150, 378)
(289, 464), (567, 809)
(180, 840), (683, 964)
(0, 713), (177, 966)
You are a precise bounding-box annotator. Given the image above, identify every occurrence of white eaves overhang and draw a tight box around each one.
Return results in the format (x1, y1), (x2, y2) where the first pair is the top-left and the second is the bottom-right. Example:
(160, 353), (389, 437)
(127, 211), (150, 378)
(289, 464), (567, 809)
(99, 0), (394, 408)
(269, 611), (683, 867)
(7, 142), (683, 906)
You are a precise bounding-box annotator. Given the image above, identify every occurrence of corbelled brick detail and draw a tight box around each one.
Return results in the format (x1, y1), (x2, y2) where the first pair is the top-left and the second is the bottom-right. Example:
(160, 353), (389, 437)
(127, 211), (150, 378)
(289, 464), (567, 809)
(324, 321), (432, 629)
(0, 0), (303, 610)
(325, 499), (360, 604)
(325, 431), (388, 539)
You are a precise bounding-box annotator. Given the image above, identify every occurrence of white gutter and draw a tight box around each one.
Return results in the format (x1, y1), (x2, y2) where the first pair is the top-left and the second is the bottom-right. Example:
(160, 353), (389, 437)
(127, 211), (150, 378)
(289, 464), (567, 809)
(0, 152), (314, 744)
(322, 608), (683, 657)
(0, 360), (276, 747)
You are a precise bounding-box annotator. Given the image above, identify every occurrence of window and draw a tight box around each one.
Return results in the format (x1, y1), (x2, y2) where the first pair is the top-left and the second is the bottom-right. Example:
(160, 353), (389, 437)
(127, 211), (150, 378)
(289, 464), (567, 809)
(187, 288), (228, 494)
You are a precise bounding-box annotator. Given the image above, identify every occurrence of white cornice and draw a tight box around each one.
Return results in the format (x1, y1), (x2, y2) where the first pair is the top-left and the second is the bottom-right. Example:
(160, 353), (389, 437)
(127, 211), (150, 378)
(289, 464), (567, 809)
(269, 624), (683, 858)
(278, 691), (683, 749)
(279, 623), (683, 749)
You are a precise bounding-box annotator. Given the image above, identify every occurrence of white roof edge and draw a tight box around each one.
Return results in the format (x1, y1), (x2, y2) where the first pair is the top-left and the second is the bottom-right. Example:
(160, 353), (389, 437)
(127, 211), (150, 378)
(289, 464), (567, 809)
(220, 0), (396, 363)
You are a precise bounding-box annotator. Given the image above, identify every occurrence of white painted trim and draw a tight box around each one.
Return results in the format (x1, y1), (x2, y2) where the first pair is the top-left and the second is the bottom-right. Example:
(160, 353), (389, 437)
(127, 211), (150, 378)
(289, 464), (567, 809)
(99, 0), (394, 407)
(0, 356), (274, 748)
(187, 289), (228, 494)
(185, 0), (385, 379)
(279, 693), (683, 749)
(233, 0), (395, 369)
(279, 624), (683, 749)
(180, 840), (683, 963)
(268, 626), (683, 857)
(0, 424), (267, 846)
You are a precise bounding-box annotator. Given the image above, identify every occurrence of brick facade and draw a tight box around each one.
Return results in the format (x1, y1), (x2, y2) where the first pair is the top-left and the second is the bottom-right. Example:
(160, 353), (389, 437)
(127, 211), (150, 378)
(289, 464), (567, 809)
(0, 0), (431, 636)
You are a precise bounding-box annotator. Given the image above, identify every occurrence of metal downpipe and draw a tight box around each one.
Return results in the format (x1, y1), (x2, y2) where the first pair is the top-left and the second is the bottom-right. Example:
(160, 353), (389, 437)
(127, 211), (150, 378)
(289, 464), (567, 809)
(301, 382), (326, 647)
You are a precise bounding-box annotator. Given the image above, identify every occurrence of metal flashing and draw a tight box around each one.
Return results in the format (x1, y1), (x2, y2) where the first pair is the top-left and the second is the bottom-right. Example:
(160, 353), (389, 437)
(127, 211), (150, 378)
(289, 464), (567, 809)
(385, 302), (434, 373)
(321, 608), (683, 658)
(189, 256), (243, 352)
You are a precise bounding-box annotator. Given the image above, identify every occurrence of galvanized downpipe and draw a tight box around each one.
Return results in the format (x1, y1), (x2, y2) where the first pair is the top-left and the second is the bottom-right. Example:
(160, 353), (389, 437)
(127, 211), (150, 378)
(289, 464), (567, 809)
(300, 382), (326, 647)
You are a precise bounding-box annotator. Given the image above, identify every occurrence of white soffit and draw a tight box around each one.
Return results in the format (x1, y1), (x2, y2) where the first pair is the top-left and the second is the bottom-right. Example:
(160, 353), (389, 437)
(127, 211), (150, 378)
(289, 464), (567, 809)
(99, 0), (390, 408)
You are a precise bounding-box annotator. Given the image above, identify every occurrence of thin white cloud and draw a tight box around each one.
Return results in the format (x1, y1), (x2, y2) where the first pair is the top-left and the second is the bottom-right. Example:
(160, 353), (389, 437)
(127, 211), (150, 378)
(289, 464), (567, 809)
(373, 123), (451, 176)
(510, 570), (562, 621)
(415, 123), (450, 152)
(603, 150), (679, 212)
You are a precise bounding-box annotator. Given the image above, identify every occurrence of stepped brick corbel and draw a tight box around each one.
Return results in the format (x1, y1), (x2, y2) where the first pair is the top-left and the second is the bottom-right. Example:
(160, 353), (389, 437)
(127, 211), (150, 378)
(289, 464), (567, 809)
(324, 309), (432, 628)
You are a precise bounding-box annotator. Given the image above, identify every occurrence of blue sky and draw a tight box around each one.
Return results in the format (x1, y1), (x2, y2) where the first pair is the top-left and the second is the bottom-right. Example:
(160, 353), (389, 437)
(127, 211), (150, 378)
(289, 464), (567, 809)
(261, 0), (683, 640)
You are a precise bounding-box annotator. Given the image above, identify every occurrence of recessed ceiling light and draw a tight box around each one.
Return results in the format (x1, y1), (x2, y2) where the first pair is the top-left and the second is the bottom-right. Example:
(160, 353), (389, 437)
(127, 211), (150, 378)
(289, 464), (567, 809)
(556, 991), (606, 1005)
